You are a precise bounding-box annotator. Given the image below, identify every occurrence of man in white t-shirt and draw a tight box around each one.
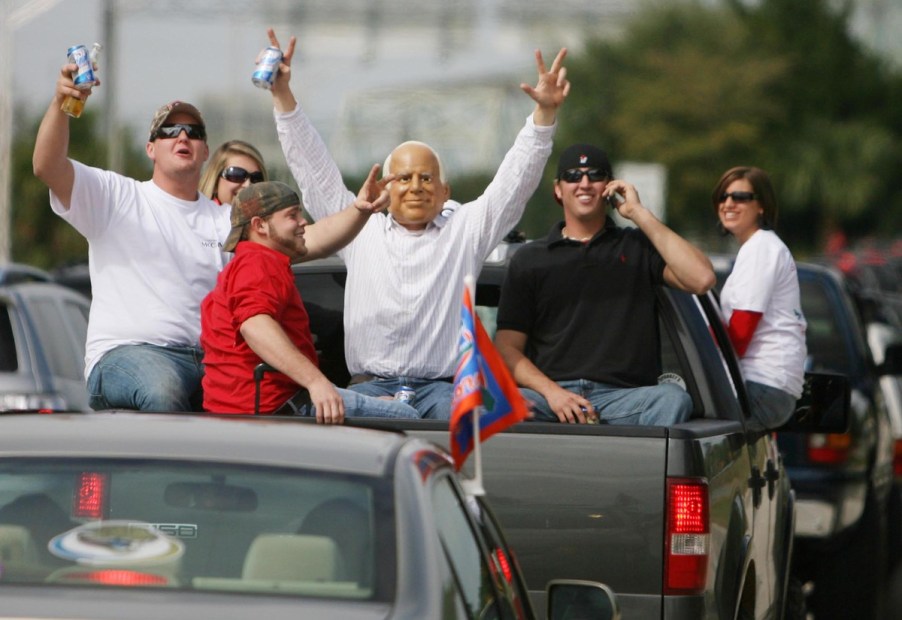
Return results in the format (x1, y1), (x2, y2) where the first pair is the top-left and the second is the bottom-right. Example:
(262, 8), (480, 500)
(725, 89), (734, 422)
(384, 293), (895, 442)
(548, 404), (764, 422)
(33, 62), (231, 411)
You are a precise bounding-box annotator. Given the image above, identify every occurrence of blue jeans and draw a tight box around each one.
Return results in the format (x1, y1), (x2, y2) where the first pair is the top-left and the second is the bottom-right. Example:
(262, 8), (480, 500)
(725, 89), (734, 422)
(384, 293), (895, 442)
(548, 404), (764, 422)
(745, 381), (796, 432)
(348, 377), (454, 420)
(88, 344), (204, 412)
(521, 379), (692, 426)
(283, 387), (420, 419)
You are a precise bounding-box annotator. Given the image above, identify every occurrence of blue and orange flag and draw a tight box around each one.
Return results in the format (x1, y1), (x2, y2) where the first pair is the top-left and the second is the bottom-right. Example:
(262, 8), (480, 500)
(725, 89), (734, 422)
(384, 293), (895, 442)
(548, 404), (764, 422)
(450, 278), (528, 471)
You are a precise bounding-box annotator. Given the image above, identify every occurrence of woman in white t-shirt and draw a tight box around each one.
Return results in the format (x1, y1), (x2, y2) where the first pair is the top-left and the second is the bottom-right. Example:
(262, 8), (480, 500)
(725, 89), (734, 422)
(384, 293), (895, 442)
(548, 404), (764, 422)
(713, 166), (807, 431)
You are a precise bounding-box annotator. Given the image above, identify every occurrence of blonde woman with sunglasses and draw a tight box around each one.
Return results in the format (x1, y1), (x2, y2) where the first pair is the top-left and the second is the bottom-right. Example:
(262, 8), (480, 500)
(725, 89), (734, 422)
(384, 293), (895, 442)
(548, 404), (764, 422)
(200, 140), (269, 206)
(713, 166), (807, 431)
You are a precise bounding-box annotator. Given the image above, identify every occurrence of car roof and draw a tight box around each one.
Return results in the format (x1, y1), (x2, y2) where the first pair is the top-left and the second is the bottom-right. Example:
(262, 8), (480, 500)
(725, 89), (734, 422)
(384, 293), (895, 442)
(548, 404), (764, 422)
(0, 413), (411, 476)
(0, 263), (53, 286)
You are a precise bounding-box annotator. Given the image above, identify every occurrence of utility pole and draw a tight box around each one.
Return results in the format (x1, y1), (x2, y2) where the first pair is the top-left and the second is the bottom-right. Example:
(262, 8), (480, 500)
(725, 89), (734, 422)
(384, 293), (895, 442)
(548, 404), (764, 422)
(102, 0), (121, 172)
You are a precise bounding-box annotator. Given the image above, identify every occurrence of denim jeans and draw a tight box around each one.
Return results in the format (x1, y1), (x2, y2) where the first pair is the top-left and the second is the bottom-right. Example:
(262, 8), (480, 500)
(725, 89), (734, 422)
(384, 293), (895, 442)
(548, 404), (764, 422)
(348, 377), (454, 420)
(283, 387), (420, 419)
(88, 344), (204, 412)
(521, 379), (693, 426)
(745, 381), (796, 432)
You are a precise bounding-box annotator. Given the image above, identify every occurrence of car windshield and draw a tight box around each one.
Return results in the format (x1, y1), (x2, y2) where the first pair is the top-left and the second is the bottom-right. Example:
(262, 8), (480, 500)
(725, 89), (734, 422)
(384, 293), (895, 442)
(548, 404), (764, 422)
(0, 458), (394, 601)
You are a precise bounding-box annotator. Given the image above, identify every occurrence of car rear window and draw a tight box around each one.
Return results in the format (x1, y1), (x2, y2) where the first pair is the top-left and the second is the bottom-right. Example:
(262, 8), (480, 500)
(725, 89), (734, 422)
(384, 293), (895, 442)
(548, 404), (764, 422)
(0, 458), (394, 601)
(800, 279), (853, 375)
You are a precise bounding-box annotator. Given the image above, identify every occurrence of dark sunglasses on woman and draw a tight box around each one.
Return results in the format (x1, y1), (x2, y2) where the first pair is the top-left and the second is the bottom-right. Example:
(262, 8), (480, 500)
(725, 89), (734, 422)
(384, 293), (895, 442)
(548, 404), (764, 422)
(221, 166), (264, 184)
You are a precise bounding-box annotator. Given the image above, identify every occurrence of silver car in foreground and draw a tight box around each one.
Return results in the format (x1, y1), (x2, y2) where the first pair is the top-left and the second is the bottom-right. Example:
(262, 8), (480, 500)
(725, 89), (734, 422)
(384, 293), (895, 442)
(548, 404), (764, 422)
(0, 412), (617, 620)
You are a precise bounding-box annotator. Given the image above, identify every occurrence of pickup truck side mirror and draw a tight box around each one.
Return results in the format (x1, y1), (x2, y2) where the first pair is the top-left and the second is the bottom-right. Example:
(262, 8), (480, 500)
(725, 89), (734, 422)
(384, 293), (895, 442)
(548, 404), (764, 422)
(779, 371), (850, 433)
(546, 579), (620, 620)
(876, 342), (902, 376)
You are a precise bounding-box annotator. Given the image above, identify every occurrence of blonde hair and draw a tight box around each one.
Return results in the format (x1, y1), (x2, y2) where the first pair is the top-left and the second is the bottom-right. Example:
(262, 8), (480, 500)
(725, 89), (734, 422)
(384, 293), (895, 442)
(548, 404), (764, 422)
(199, 140), (268, 202)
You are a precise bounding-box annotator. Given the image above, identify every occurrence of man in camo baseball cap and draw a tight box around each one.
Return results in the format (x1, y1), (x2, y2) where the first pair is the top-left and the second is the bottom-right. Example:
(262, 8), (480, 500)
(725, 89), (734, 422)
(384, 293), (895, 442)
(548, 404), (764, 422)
(222, 181), (300, 252)
(148, 101), (206, 142)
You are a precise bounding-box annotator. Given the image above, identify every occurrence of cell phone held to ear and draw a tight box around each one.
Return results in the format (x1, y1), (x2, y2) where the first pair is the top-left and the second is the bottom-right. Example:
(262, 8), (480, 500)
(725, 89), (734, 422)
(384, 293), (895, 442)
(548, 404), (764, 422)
(605, 192), (623, 211)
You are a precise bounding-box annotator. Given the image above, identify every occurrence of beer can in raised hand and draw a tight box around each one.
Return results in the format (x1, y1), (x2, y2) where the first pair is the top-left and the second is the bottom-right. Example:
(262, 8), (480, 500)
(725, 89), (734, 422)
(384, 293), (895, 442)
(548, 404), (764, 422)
(252, 46), (283, 90)
(61, 43), (101, 118)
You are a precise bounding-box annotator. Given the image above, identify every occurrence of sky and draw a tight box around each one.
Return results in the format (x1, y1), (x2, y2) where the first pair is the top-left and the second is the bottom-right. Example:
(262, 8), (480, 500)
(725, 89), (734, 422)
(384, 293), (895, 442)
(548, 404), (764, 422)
(9, 0), (901, 173)
(9, 0), (619, 145)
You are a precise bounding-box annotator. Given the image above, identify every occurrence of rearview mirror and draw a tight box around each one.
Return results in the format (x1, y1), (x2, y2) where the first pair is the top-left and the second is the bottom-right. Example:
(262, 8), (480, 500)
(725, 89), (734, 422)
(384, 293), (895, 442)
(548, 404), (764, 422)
(164, 482), (258, 512)
(547, 579), (620, 620)
(780, 372), (850, 433)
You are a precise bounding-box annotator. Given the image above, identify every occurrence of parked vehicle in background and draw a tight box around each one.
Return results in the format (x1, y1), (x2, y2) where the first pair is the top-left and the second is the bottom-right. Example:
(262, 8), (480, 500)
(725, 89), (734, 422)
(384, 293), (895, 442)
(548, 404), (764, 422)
(714, 256), (902, 619)
(294, 247), (849, 619)
(0, 264), (90, 412)
(0, 412), (618, 620)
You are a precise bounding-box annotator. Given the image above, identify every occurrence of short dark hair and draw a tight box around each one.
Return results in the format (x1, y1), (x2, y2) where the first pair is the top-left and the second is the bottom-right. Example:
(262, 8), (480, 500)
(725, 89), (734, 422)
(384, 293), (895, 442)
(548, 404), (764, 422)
(711, 166), (778, 232)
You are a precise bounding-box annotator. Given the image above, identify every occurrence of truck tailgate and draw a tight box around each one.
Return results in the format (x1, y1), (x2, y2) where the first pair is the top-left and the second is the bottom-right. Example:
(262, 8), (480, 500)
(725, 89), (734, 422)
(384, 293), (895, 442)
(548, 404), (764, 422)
(407, 424), (670, 596)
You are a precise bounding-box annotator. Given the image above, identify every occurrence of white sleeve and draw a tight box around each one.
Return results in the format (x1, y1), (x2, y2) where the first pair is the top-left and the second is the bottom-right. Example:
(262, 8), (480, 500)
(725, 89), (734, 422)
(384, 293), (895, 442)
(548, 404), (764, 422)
(274, 104), (355, 222)
(458, 115), (556, 259)
(51, 160), (127, 240)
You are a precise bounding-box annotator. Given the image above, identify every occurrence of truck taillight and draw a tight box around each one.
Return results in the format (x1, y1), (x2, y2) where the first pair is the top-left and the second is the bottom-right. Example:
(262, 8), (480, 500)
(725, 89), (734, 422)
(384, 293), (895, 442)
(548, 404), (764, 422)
(73, 472), (108, 519)
(665, 478), (709, 595)
(494, 547), (513, 583)
(807, 433), (851, 464)
(894, 440), (902, 479)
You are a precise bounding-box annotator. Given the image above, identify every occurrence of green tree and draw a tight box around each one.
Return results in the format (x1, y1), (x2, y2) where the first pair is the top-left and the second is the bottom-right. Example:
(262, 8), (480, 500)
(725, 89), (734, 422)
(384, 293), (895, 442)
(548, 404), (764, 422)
(544, 0), (902, 253)
(11, 106), (151, 268)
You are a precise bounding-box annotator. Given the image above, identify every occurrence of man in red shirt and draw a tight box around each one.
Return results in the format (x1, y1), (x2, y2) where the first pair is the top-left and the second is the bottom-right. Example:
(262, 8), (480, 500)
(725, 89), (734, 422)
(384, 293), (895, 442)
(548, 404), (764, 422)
(201, 176), (419, 422)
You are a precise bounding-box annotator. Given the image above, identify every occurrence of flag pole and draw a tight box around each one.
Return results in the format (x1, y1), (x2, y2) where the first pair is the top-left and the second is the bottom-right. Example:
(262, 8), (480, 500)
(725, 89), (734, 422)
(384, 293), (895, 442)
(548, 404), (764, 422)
(463, 275), (485, 497)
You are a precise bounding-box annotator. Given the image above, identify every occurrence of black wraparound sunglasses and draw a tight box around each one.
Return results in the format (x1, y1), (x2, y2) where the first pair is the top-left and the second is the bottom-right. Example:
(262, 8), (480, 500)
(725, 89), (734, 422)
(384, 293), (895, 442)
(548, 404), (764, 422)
(559, 168), (609, 183)
(152, 123), (206, 141)
(221, 166), (264, 184)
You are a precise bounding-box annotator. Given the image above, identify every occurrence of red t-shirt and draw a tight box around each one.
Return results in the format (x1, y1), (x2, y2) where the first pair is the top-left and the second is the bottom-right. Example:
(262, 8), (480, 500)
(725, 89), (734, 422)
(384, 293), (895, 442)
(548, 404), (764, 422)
(201, 241), (317, 413)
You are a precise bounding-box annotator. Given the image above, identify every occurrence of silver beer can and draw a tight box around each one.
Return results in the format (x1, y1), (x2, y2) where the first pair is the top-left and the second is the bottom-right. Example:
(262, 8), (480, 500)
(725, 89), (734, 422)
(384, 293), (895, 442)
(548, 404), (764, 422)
(252, 46), (283, 90)
(394, 386), (416, 405)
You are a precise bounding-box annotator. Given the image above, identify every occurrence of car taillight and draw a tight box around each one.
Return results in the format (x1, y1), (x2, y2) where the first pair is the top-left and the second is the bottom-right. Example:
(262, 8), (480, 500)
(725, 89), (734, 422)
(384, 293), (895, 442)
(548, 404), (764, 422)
(894, 440), (902, 478)
(665, 478), (709, 595)
(54, 569), (169, 586)
(807, 433), (851, 464)
(73, 472), (108, 519)
(0, 393), (67, 411)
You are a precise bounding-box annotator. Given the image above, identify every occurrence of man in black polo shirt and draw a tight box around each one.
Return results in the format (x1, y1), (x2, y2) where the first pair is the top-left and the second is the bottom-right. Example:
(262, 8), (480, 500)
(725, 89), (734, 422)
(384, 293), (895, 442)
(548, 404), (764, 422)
(495, 144), (716, 424)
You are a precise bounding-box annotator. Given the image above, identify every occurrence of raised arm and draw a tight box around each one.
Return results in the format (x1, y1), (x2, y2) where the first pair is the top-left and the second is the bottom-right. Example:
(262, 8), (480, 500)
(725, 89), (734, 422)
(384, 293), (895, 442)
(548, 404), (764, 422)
(266, 28), (298, 114)
(605, 181), (716, 295)
(520, 48), (570, 127)
(240, 314), (344, 423)
(32, 65), (89, 209)
(265, 28), (355, 221)
(301, 164), (393, 261)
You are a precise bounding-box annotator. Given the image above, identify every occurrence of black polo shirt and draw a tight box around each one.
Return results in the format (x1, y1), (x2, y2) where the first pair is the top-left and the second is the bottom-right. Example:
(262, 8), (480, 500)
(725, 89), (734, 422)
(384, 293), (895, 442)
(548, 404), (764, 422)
(497, 219), (666, 387)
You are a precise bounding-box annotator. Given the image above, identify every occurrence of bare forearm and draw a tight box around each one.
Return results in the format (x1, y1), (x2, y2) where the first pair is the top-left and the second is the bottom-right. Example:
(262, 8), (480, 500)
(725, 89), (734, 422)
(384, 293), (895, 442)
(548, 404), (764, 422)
(33, 98), (75, 207)
(240, 315), (325, 388)
(272, 81), (297, 114)
(302, 206), (370, 261)
(496, 332), (558, 396)
(630, 207), (715, 294)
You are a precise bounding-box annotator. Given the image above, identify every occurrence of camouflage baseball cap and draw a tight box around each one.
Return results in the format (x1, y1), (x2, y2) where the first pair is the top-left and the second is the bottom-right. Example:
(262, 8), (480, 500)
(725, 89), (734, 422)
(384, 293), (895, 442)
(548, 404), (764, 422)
(223, 181), (301, 252)
(148, 101), (205, 141)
